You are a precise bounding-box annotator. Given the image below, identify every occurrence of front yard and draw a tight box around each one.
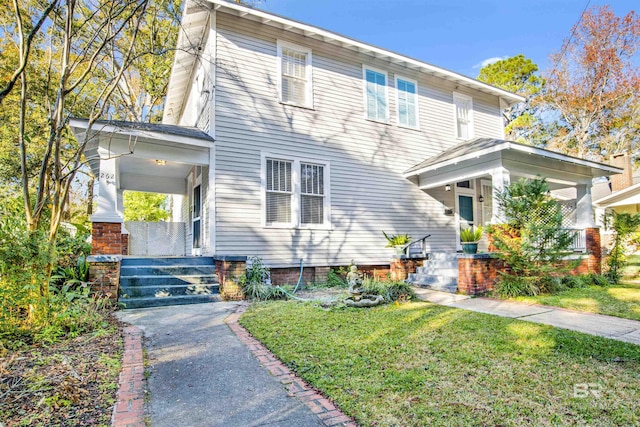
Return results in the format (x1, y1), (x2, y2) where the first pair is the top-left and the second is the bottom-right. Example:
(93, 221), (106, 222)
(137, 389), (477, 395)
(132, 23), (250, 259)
(240, 301), (640, 426)
(509, 255), (640, 321)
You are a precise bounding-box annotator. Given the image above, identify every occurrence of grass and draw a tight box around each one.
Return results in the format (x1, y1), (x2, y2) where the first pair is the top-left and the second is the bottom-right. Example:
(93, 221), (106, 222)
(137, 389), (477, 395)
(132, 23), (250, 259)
(240, 301), (640, 426)
(510, 255), (640, 321)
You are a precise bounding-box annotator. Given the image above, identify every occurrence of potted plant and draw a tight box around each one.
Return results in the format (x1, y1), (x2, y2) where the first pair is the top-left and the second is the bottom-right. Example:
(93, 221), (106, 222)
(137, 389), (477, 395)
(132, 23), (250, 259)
(383, 231), (412, 257)
(460, 226), (483, 254)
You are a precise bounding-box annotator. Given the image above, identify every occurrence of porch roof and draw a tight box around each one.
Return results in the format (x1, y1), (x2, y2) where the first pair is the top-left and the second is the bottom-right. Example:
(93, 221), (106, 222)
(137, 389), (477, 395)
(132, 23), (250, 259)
(594, 182), (640, 208)
(70, 118), (213, 195)
(404, 138), (623, 179)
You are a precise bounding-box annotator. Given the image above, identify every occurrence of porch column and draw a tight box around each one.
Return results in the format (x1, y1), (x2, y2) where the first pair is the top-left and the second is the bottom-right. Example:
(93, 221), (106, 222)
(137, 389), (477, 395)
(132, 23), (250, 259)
(575, 182), (596, 227)
(91, 153), (124, 256)
(92, 154), (123, 223)
(490, 167), (510, 223)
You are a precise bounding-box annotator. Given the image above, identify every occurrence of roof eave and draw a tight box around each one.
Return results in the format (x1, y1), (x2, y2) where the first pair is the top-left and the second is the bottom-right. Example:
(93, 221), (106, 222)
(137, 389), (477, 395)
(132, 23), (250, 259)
(403, 140), (624, 179)
(163, 0), (525, 125)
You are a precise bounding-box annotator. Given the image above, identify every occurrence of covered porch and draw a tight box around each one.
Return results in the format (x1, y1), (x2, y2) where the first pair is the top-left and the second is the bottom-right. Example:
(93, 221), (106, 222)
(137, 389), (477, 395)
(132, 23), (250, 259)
(404, 138), (623, 252)
(70, 119), (215, 257)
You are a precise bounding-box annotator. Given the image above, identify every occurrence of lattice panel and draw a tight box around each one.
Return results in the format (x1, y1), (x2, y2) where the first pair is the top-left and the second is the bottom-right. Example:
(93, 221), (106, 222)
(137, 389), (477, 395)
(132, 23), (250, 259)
(126, 222), (186, 256)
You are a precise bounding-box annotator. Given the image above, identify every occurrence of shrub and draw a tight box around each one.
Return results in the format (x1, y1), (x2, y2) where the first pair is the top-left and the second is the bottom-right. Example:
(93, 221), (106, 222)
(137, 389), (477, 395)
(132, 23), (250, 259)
(240, 257), (288, 301)
(605, 212), (640, 283)
(494, 275), (541, 297)
(326, 268), (347, 288)
(488, 178), (576, 297)
(361, 278), (416, 302)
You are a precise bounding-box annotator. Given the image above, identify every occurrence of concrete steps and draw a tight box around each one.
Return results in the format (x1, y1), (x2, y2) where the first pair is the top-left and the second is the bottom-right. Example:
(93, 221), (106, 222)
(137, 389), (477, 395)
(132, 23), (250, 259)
(119, 257), (220, 309)
(407, 252), (458, 293)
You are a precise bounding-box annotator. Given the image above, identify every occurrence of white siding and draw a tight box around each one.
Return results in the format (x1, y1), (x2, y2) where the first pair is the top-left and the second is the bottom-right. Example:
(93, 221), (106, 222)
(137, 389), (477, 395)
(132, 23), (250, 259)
(212, 12), (505, 267)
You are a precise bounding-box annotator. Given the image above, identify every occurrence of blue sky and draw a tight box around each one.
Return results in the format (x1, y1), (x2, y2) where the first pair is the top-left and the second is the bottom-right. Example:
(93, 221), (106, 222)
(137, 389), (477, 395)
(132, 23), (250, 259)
(258, 0), (638, 78)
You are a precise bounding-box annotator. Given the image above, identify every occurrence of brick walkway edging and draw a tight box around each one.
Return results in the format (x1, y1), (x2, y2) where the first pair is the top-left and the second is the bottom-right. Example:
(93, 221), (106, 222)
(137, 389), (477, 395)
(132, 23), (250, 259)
(225, 303), (358, 427)
(112, 325), (145, 427)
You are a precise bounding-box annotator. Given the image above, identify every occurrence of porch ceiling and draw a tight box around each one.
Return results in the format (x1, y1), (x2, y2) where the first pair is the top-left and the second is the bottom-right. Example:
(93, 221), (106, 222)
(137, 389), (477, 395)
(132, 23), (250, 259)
(405, 138), (623, 190)
(70, 118), (213, 195)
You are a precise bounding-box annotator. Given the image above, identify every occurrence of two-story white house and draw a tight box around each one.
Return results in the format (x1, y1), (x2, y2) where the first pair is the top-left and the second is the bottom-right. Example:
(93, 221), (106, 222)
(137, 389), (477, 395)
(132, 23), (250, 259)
(72, 0), (621, 291)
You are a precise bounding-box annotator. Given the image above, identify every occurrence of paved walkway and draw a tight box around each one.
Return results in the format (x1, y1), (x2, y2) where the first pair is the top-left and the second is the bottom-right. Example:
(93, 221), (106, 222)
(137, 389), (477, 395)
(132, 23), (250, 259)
(116, 303), (329, 427)
(414, 288), (640, 345)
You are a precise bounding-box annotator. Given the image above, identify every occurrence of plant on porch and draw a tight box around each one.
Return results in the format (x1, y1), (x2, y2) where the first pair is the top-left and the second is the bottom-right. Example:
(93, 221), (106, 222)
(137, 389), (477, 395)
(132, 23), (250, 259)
(382, 231), (411, 256)
(460, 226), (483, 254)
(487, 178), (576, 297)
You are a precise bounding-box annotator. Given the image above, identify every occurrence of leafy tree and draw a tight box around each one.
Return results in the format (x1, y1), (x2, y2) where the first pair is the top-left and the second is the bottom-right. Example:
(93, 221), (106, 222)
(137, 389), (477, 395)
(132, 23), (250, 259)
(542, 5), (640, 159)
(477, 55), (544, 142)
(488, 178), (574, 296)
(124, 191), (170, 222)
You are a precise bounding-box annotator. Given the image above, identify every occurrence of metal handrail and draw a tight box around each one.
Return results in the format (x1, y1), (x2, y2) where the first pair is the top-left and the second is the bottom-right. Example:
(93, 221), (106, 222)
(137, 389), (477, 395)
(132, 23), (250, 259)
(401, 234), (431, 257)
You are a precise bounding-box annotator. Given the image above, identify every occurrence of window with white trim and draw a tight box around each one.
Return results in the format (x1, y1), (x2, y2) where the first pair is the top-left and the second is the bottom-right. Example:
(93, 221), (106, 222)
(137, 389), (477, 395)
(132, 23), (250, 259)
(453, 92), (473, 140)
(364, 67), (388, 122)
(263, 156), (330, 228)
(277, 41), (312, 108)
(266, 159), (292, 224)
(396, 77), (418, 128)
(300, 163), (324, 224)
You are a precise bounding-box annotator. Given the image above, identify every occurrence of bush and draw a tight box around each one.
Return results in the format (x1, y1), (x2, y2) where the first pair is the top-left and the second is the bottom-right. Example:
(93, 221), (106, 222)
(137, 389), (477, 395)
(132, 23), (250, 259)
(240, 256), (288, 301)
(326, 268), (347, 288)
(361, 278), (416, 302)
(494, 275), (541, 297)
(605, 212), (640, 283)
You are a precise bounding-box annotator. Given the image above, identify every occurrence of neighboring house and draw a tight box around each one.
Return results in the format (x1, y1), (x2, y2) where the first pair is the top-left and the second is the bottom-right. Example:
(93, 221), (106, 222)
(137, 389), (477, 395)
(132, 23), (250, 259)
(70, 0), (622, 287)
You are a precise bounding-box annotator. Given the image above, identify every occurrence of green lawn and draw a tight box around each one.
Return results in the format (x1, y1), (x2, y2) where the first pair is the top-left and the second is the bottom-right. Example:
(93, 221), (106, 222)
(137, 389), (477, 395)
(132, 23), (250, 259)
(240, 301), (640, 426)
(511, 256), (640, 321)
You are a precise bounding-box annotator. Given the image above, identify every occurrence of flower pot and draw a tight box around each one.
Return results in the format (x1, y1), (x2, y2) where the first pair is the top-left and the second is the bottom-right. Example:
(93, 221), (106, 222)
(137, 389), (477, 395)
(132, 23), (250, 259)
(394, 245), (406, 257)
(461, 242), (478, 254)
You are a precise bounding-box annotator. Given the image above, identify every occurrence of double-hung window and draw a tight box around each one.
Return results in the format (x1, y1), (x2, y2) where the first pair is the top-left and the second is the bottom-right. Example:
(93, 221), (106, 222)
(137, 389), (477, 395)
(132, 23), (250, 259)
(277, 40), (312, 108)
(264, 155), (330, 228)
(300, 163), (324, 225)
(396, 76), (418, 128)
(453, 92), (473, 140)
(364, 67), (388, 122)
(266, 159), (292, 224)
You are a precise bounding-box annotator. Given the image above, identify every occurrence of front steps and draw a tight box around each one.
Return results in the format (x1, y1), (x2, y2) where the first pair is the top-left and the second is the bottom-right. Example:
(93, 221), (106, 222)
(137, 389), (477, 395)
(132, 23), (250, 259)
(119, 257), (220, 309)
(407, 252), (458, 293)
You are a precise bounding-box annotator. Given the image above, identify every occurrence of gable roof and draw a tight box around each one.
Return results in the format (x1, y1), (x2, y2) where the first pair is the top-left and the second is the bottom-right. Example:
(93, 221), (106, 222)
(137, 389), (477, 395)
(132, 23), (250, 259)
(404, 138), (623, 178)
(163, 0), (526, 125)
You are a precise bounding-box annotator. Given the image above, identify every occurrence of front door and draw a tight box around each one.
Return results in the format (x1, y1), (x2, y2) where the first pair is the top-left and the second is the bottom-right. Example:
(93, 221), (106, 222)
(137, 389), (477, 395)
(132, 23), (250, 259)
(455, 181), (477, 250)
(192, 184), (202, 255)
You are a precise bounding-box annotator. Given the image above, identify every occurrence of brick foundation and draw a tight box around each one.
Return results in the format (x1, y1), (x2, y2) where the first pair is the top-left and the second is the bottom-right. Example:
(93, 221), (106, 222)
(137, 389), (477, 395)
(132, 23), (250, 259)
(91, 222), (125, 255)
(87, 255), (121, 299)
(215, 256), (247, 301)
(269, 264), (393, 286)
(121, 233), (129, 255)
(459, 228), (603, 295)
(390, 258), (425, 281)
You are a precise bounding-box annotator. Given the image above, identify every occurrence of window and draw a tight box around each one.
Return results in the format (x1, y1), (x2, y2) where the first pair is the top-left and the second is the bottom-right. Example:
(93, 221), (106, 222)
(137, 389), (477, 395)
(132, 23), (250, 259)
(263, 155), (330, 228)
(364, 67), (388, 122)
(453, 92), (473, 140)
(300, 163), (324, 224)
(277, 41), (312, 108)
(266, 159), (292, 224)
(396, 77), (418, 128)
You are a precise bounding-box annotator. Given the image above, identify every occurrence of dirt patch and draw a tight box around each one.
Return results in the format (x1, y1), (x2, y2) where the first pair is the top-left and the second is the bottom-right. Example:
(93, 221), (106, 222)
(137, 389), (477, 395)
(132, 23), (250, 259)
(0, 315), (124, 427)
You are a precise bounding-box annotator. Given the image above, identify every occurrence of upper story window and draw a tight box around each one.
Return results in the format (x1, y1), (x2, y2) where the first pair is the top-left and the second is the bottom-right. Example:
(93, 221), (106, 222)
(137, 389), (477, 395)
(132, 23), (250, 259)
(396, 76), (419, 129)
(277, 40), (313, 108)
(263, 154), (331, 228)
(453, 92), (473, 140)
(363, 66), (388, 122)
